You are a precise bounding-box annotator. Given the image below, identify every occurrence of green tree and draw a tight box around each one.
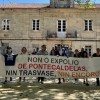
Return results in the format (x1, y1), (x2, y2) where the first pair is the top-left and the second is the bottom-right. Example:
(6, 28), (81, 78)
(75, 0), (96, 8)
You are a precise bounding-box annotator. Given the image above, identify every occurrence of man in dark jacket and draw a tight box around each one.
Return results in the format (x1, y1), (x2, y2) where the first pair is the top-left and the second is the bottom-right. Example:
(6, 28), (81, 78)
(92, 48), (100, 86)
(79, 48), (87, 57)
(79, 47), (89, 86)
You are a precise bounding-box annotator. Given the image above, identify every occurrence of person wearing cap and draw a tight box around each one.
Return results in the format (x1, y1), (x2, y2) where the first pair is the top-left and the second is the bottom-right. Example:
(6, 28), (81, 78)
(92, 48), (100, 86)
(37, 45), (48, 84)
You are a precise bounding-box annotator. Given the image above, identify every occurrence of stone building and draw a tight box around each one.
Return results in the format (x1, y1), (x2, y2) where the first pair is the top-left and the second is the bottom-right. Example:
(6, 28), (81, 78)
(0, 0), (100, 55)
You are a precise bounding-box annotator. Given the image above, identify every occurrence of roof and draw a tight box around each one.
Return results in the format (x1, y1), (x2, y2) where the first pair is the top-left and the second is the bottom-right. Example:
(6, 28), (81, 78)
(0, 4), (100, 9)
(0, 4), (49, 9)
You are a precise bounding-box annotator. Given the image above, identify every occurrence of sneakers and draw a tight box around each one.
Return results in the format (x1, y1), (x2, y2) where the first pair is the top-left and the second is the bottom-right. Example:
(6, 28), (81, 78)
(41, 81), (43, 84)
(86, 83), (89, 86)
(96, 84), (99, 86)
(74, 82), (78, 85)
(10, 77), (12, 81)
(38, 81), (44, 84)
(2, 80), (8, 84)
(83, 81), (86, 84)
(58, 82), (61, 84)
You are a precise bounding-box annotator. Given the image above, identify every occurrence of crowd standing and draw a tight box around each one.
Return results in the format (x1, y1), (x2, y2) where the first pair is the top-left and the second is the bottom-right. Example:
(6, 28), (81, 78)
(0, 44), (100, 86)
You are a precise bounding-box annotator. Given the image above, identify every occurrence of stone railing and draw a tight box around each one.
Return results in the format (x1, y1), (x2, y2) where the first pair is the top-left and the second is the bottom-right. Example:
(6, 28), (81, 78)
(46, 32), (78, 38)
(47, 31), (57, 38)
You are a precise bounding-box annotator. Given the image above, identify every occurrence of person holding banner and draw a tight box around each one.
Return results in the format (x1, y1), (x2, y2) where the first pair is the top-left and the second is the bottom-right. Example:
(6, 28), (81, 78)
(55, 45), (65, 84)
(92, 48), (100, 86)
(3, 47), (18, 83)
(37, 45), (48, 84)
(19, 47), (28, 82)
(74, 49), (79, 84)
(79, 48), (89, 86)
(62, 46), (69, 57)
(68, 48), (74, 57)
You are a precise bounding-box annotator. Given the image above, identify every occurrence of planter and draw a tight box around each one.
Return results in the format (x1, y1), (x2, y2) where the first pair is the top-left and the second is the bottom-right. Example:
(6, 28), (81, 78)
(51, 33), (57, 38)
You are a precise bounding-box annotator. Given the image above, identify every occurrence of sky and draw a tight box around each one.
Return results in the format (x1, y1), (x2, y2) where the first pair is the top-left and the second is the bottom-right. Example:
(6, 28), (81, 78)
(0, 0), (100, 4)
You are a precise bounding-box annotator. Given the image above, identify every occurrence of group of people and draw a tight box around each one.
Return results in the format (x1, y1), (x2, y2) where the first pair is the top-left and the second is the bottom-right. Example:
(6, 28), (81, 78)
(1, 44), (100, 86)
(50, 45), (100, 86)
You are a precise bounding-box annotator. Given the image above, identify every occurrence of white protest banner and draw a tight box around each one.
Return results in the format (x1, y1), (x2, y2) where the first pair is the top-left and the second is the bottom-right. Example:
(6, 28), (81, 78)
(0, 55), (100, 78)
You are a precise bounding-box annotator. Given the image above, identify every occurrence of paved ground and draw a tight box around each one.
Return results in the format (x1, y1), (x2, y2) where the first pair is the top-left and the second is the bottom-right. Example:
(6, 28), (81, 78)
(0, 78), (100, 100)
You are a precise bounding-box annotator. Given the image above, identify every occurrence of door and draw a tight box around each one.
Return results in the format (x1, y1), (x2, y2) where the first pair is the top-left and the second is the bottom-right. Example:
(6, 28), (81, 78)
(57, 20), (66, 38)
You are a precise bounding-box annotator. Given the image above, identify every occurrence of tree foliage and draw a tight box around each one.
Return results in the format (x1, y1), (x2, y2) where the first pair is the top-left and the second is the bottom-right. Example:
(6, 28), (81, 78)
(75, 0), (96, 8)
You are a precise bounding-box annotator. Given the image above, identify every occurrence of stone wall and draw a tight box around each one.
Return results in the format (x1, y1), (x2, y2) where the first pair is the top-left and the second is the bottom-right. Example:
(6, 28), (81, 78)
(0, 8), (100, 53)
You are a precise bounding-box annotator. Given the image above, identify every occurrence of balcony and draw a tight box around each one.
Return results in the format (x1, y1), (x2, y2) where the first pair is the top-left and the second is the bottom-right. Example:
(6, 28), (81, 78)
(46, 31), (78, 38)
(66, 33), (77, 38)
(47, 32), (57, 38)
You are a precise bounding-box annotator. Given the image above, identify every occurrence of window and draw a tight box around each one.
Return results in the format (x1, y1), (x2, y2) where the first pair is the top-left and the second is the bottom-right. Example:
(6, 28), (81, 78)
(32, 20), (40, 31)
(85, 46), (92, 56)
(57, 20), (66, 32)
(84, 20), (92, 31)
(2, 19), (10, 30)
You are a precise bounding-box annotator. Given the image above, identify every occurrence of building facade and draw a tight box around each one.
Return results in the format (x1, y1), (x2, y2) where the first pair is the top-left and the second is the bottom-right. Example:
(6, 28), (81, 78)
(0, 1), (100, 55)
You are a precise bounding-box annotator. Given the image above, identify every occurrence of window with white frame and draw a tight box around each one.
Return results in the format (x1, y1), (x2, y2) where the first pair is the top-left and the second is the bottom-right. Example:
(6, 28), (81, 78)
(84, 20), (93, 31)
(2, 19), (10, 30)
(57, 20), (66, 32)
(32, 20), (40, 31)
(85, 46), (92, 56)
